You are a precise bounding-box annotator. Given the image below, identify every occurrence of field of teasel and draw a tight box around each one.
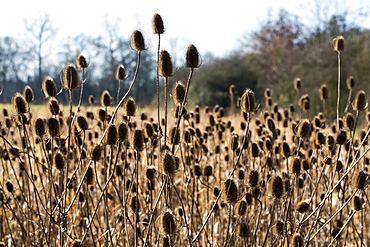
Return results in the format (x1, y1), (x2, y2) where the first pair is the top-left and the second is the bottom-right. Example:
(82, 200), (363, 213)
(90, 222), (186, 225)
(0, 14), (369, 247)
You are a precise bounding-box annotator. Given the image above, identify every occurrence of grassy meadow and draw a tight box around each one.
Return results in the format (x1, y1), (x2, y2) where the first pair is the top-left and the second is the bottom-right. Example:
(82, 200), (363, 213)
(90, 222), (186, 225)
(0, 15), (370, 247)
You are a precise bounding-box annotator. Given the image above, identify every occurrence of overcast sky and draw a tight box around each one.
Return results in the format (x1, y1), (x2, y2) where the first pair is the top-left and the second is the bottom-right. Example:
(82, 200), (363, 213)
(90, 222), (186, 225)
(1, 0), (369, 57)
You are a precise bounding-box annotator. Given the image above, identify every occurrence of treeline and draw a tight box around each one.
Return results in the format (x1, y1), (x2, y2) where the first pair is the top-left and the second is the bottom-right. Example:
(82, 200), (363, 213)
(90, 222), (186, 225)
(1, 10), (370, 120)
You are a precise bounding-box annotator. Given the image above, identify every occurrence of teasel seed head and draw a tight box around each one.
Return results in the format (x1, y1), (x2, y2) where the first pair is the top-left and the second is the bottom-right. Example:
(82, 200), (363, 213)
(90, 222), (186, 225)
(86, 166), (94, 185)
(204, 165), (213, 176)
(237, 222), (251, 238)
(333, 35), (344, 52)
(47, 117), (60, 138)
(290, 233), (304, 247)
(146, 167), (156, 180)
(173, 81), (186, 104)
(336, 129), (347, 145)
(319, 84), (328, 101)
(42, 76), (57, 98)
(247, 170), (259, 187)
(131, 30), (145, 52)
(353, 171), (368, 190)
(264, 88), (271, 98)
(23, 86), (34, 103)
(91, 144), (102, 161)
(296, 119), (311, 139)
(186, 44), (200, 68)
(54, 152), (65, 171)
(269, 175), (284, 199)
(118, 122), (128, 142)
(115, 64), (127, 81)
(299, 94), (310, 111)
(131, 129), (144, 151)
(159, 50), (173, 77)
(100, 90), (112, 107)
(162, 236), (170, 247)
(124, 97), (136, 116)
(347, 76), (354, 89)
(353, 196), (363, 211)
(162, 212), (176, 236)
(12, 93), (28, 115)
(290, 157), (301, 176)
(293, 78), (301, 91)
(106, 124), (118, 145)
(229, 84), (236, 95)
(63, 63), (79, 90)
(130, 195), (140, 213)
(35, 118), (46, 137)
(353, 90), (367, 111)
(144, 121), (154, 139)
(238, 200), (247, 216)
(76, 54), (88, 69)
(152, 13), (164, 34)
(161, 151), (176, 174)
(295, 200), (309, 213)
(241, 89), (256, 113)
(47, 98), (60, 115)
(343, 112), (354, 131)
(5, 181), (14, 193)
(273, 220), (285, 236)
(224, 179), (238, 203)
(230, 133), (239, 151)
(168, 126), (180, 145)
(77, 116), (89, 131)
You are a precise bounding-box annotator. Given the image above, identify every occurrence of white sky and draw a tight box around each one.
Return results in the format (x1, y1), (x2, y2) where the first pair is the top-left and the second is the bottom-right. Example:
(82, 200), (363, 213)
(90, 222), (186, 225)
(1, 0), (369, 57)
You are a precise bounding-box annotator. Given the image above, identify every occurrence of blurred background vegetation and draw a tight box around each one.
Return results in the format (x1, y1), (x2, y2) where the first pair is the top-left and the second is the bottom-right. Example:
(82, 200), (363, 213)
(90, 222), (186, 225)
(1, 6), (369, 121)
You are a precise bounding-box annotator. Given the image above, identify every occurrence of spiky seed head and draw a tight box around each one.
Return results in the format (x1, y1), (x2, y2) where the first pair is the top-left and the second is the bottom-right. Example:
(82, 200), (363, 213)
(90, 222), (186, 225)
(42, 76), (57, 98)
(130, 195), (140, 213)
(168, 126), (180, 145)
(240, 89), (256, 113)
(186, 44), (200, 68)
(353, 196), (363, 211)
(269, 175), (284, 199)
(353, 90), (367, 111)
(115, 64), (126, 81)
(98, 108), (107, 122)
(296, 119), (311, 139)
(12, 93), (28, 115)
(237, 222), (250, 238)
(152, 13), (164, 34)
(230, 133), (239, 151)
(273, 220), (285, 236)
(347, 76), (354, 89)
(47, 117), (60, 137)
(238, 200), (247, 216)
(295, 200), (310, 213)
(76, 54), (88, 69)
(106, 124), (118, 145)
(225, 179), (238, 203)
(47, 98), (60, 115)
(86, 167), (94, 185)
(343, 112), (355, 131)
(290, 233), (304, 247)
(229, 84), (236, 95)
(5, 181), (14, 193)
(264, 88), (271, 98)
(282, 141), (291, 158)
(63, 63), (79, 90)
(91, 144), (102, 161)
(248, 170), (259, 187)
(353, 171), (368, 190)
(319, 84), (328, 101)
(131, 129), (144, 151)
(23, 86), (34, 103)
(334, 35), (344, 52)
(124, 97), (136, 116)
(146, 167), (156, 180)
(290, 158), (301, 176)
(144, 121), (154, 138)
(294, 78), (301, 91)
(173, 81), (186, 104)
(161, 151), (176, 174)
(266, 117), (276, 132)
(162, 212), (176, 235)
(131, 30), (145, 52)
(159, 50), (173, 77)
(118, 122), (128, 142)
(100, 90), (112, 107)
(299, 94), (310, 111)
(54, 152), (65, 171)
(88, 95), (95, 105)
(336, 129), (347, 145)
(35, 118), (46, 137)
(77, 116), (88, 131)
